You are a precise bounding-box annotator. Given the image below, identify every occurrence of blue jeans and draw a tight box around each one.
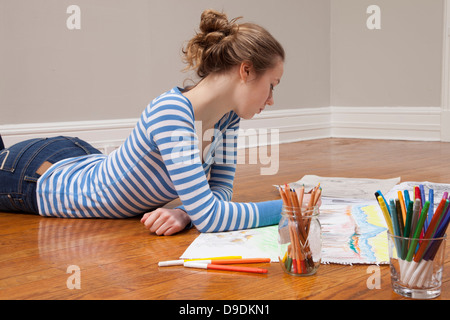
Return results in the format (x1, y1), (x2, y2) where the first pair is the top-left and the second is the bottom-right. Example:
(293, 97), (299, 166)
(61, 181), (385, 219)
(0, 136), (102, 214)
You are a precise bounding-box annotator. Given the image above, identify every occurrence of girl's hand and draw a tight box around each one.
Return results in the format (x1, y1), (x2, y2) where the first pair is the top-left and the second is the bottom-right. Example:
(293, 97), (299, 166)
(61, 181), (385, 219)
(141, 208), (191, 236)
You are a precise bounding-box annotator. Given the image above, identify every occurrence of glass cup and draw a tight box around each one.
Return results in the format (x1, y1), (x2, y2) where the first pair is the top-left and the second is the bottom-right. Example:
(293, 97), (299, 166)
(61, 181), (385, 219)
(278, 206), (321, 276)
(387, 231), (447, 299)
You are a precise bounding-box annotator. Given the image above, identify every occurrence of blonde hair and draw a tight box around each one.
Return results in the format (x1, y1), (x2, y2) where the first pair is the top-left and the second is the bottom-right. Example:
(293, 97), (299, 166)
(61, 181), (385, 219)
(183, 9), (285, 79)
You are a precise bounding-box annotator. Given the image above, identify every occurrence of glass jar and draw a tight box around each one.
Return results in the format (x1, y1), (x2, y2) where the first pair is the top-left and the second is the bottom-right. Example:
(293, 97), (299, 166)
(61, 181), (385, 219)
(278, 205), (322, 276)
(387, 231), (447, 299)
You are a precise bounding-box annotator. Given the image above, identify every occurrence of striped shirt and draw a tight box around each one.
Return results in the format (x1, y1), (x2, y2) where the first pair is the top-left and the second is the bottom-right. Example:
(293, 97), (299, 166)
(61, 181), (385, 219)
(37, 87), (281, 232)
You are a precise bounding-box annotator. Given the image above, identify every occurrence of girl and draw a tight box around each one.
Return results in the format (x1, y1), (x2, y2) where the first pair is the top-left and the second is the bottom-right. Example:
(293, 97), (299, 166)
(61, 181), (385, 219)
(0, 10), (285, 235)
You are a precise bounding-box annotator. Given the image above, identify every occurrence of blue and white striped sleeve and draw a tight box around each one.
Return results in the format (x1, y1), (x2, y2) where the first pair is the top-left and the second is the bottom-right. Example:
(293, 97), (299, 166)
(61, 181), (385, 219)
(148, 98), (281, 233)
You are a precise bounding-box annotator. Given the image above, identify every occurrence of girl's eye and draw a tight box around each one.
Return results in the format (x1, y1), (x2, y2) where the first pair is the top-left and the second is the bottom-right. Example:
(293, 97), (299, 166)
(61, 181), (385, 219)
(270, 84), (274, 91)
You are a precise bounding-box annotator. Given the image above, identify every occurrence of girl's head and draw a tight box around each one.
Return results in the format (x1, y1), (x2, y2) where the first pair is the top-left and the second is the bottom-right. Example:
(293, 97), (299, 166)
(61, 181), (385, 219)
(182, 10), (285, 119)
(183, 9), (285, 80)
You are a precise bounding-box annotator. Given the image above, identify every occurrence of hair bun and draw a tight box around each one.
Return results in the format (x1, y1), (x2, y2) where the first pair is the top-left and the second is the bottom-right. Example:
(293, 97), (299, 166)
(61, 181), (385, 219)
(199, 10), (239, 41)
(182, 9), (284, 80)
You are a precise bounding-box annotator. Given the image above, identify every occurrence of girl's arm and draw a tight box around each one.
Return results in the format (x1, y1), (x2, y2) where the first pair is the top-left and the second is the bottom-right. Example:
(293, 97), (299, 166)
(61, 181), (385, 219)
(147, 99), (281, 233)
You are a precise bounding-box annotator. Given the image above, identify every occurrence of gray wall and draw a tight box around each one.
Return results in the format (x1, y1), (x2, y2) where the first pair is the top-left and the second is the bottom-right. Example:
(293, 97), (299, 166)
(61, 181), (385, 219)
(331, 0), (444, 107)
(0, 0), (445, 125)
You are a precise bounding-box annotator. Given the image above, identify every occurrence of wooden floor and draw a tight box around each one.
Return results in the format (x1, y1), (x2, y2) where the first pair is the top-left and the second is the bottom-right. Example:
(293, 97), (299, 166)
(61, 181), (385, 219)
(1, 138), (449, 301)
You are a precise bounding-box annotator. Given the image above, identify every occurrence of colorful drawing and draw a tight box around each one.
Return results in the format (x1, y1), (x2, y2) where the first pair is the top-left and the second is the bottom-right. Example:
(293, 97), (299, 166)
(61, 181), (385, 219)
(320, 203), (389, 264)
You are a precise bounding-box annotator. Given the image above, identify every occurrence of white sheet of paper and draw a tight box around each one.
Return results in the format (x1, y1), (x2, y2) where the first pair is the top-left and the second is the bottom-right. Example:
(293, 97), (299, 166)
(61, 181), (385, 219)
(292, 175), (401, 200)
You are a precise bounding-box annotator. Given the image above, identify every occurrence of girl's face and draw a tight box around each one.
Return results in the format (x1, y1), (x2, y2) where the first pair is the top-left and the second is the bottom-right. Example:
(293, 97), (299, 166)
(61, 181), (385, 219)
(234, 58), (284, 120)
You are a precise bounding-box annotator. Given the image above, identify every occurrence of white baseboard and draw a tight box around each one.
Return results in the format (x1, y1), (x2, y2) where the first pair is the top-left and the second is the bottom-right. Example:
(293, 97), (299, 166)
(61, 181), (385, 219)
(0, 106), (445, 153)
(239, 107), (331, 148)
(331, 106), (442, 141)
(0, 119), (137, 154)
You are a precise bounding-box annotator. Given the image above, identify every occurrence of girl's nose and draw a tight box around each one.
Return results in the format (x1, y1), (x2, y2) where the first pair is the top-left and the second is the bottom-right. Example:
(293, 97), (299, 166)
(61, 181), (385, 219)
(266, 92), (274, 106)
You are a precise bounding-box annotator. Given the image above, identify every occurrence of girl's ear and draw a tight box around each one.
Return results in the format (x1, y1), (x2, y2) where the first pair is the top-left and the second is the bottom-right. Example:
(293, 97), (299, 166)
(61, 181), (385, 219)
(239, 61), (254, 82)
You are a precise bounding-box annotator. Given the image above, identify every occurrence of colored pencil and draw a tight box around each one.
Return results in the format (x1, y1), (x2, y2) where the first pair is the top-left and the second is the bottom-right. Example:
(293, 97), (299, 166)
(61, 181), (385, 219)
(295, 185), (305, 211)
